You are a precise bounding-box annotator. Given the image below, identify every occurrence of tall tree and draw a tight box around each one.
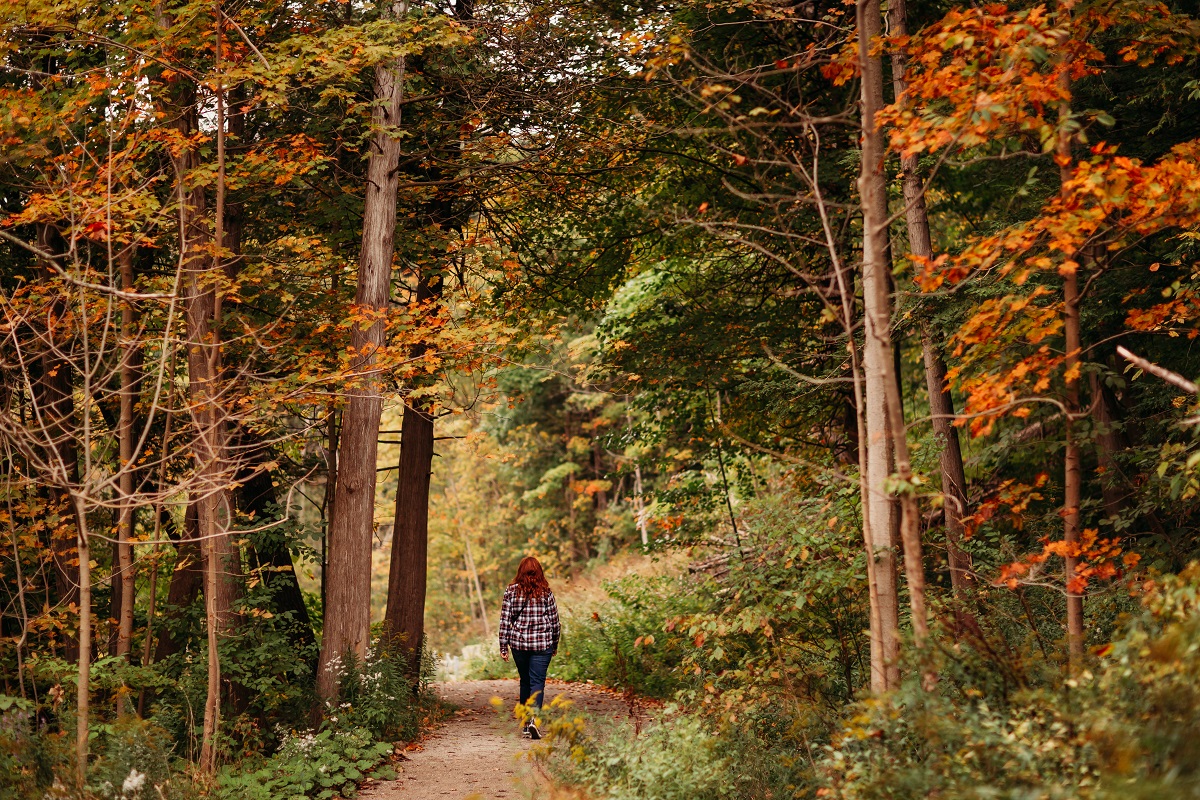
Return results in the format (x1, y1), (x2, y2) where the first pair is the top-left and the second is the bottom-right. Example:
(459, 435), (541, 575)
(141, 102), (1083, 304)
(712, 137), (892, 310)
(384, 273), (442, 678)
(887, 0), (975, 608)
(1056, 22), (1085, 666)
(317, 0), (408, 701)
(857, 0), (902, 690)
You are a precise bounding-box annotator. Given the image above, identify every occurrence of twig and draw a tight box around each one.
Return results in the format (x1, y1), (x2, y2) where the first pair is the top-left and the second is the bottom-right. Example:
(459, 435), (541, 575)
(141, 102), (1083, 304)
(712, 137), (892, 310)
(1117, 345), (1199, 394)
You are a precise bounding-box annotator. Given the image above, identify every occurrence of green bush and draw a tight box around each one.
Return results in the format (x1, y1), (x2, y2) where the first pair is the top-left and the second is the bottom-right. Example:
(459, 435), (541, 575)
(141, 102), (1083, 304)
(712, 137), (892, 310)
(568, 713), (733, 800)
(553, 574), (713, 698)
(88, 717), (181, 800)
(216, 725), (395, 800)
(148, 575), (318, 760)
(535, 699), (812, 800)
(330, 645), (421, 741)
(0, 695), (55, 800)
(822, 564), (1200, 800)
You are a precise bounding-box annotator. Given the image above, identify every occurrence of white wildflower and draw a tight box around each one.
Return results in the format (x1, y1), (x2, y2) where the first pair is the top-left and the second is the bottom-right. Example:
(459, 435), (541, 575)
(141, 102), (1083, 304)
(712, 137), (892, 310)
(122, 769), (146, 795)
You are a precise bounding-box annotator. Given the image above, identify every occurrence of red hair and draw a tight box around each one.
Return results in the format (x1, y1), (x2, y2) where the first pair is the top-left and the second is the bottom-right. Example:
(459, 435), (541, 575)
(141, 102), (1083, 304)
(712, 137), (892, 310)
(511, 556), (551, 598)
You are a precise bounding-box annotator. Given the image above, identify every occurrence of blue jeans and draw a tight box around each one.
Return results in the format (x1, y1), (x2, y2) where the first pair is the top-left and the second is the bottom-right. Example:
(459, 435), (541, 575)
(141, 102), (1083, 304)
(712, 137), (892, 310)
(511, 649), (553, 708)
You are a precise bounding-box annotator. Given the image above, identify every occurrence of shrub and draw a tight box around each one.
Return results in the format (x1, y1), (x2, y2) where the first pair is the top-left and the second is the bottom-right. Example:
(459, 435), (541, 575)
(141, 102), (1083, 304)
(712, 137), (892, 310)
(822, 564), (1200, 800)
(0, 695), (55, 799)
(325, 643), (426, 741)
(216, 725), (395, 800)
(534, 699), (812, 800)
(553, 574), (712, 698)
(88, 717), (180, 800)
(464, 647), (511, 680)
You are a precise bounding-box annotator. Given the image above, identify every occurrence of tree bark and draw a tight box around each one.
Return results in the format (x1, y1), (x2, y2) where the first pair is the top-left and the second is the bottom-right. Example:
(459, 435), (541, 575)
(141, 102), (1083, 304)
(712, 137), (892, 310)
(857, 0), (902, 689)
(114, 247), (137, 717)
(71, 495), (91, 788)
(1063, 270), (1084, 665)
(384, 269), (442, 677)
(173, 81), (237, 772)
(922, 339), (974, 593)
(317, 7), (406, 699)
(383, 397), (435, 677)
(1089, 372), (1127, 520)
(321, 407), (339, 616)
(1056, 32), (1085, 669)
(888, 0), (974, 617)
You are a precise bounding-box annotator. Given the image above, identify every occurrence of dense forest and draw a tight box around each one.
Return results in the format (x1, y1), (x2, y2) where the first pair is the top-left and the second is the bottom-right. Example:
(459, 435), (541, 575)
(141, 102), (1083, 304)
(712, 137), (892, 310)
(2, 0), (1200, 796)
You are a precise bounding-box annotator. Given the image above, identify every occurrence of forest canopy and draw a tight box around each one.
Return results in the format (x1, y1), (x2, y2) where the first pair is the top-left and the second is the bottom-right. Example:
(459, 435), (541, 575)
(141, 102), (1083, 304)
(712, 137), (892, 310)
(2, 0), (1200, 796)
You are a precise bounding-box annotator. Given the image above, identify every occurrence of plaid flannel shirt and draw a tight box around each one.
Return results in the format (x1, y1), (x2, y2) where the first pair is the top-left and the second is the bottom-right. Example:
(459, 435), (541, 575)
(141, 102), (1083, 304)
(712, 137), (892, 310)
(499, 585), (561, 656)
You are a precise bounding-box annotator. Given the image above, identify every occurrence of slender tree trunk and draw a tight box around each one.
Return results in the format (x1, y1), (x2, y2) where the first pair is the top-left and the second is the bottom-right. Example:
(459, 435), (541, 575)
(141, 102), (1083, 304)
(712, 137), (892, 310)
(922, 339), (973, 592)
(197, 12), (230, 769)
(888, 0), (974, 620)
(114, 247), (136, 715)
(1063, 271), (1084, 665)
(857, 0), (902, 688)
(1056, 31), (1085, 669)
(318, 4), (406, 699)
(170, 45), (237, 769)
(463, 532), (490, 641)
(629, 406), (649, 547)
(72, 495), (91, 787)
(1090, 373), (1127, 519)
(321, 407), (339, 616)
(136, 512), (165, 717)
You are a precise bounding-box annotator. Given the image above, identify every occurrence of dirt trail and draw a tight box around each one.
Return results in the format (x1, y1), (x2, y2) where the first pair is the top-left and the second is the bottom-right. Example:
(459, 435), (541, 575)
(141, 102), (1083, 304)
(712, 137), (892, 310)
(360, 679), (646, 800)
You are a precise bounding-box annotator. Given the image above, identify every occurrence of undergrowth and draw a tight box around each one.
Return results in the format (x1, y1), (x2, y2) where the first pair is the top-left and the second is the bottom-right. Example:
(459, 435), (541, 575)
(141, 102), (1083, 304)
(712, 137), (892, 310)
(529, 563), (1200, 800)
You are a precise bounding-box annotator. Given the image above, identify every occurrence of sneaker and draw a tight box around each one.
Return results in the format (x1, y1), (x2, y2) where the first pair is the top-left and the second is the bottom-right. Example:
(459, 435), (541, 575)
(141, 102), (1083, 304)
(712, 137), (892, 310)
(527, 722), (541, 741)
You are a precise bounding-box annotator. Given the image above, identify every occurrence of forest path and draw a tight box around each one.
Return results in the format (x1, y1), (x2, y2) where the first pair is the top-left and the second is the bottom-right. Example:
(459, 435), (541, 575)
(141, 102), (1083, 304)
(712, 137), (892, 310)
(360, 679), (647, 800)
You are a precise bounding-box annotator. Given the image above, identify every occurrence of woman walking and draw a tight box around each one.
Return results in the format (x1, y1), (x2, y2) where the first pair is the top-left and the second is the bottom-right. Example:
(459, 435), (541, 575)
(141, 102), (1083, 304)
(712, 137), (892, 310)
(499, 556), (561, 739)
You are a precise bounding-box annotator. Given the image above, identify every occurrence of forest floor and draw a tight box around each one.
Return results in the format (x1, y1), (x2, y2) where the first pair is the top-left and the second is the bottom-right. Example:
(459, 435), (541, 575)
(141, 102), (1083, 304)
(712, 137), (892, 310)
(360, 679), (652, 800)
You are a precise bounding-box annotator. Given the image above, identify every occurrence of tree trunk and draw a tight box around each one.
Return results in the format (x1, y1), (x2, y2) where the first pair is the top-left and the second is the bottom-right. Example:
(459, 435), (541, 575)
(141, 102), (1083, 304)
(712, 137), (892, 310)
(114, 247), (137, 715)
(383, 397), (435, 677)
(383, 267), (444, 676)
(1063, 270), (1084, 665)
(317, 11), (406, 699)
(629, 407), (650, 547)
(321, 407), (339, 616)
(71, 495), (91, 788)
(857, 0), (902, 689)
(1056, 36), (1085, 669)
(1089, 371), (1127, 520)
(174, 87), (236, 772)
(888, 0), (974, 620)
(922, 339), (974, 592)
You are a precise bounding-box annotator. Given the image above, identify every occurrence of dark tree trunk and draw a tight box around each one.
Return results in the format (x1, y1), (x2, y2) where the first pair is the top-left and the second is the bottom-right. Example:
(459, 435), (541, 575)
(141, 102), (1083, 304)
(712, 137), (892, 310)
(153, 505), (204, 663)
(889, 0), (974, 644)
(384, 272), (442, 678)
(383, 399), (436, 677)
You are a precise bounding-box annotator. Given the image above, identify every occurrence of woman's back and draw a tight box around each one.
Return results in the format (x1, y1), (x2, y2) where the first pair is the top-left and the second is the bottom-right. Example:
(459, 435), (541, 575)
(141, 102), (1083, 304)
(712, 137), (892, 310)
(499, 584), (560, 653)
